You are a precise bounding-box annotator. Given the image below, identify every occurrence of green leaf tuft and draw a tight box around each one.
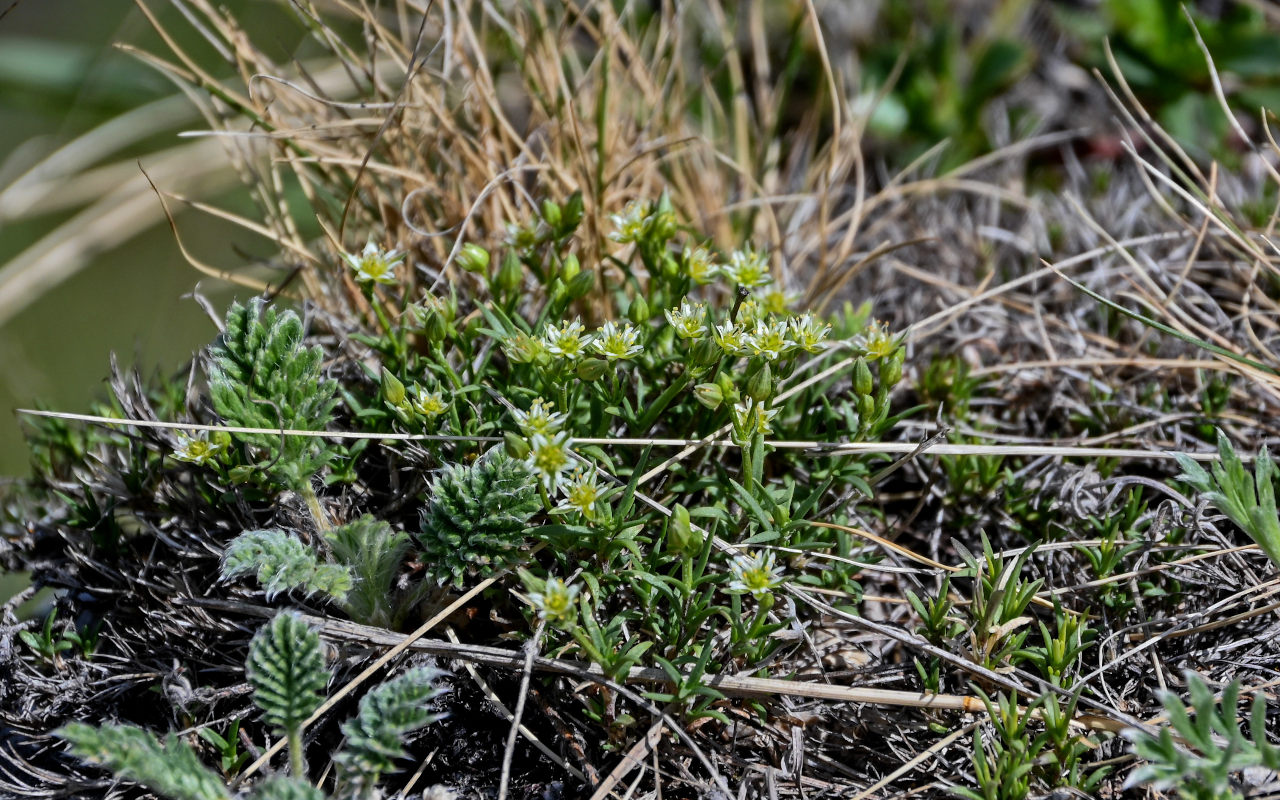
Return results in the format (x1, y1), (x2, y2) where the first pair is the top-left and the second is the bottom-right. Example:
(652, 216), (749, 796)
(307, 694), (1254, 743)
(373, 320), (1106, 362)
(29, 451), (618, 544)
(58, 722), (230, 800)
(416, 448), (541, 587)
(246, 611), (330, 736)
(222, 529), (352, 600)
(335, 666), (448, 795)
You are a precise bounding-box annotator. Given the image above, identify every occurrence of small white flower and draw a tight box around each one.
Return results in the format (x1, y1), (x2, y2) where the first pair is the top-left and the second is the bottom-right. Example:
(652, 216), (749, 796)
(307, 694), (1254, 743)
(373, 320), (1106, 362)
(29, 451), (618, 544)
(664, 300), (708, 340)
(727, 550), (785, 598)
(609, 201), (648, 244)
(732, 399), (779, 438)
(409, 386), (449, 419)
(712, 321), (748, 356)
(528, 577), (581, 626)
(556, 468), (604, 520)
(684, 247), (719, 284)
(722, 247), (772, 288)
(526, 432), (575, 490)
(590, 321), (643, 361)
(789, 313), (832, 353)
(757, 288), (797, 315)
(856, 320), (897, 360)
(745, 319), (796, 361)
(512, 398), (566, 437)
(172, 431), (226, 466)
(542, 318), (594, 361)
(344, 240), (404, 285)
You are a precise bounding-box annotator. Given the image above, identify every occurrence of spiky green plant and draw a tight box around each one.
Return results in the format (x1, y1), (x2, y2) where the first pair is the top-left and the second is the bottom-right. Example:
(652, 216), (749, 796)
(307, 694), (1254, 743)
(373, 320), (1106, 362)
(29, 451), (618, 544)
(57, 723), (230, 800)
(1125, 672), (1280, 800)
(252, 778), (327, 800)
(58, 615), (447, 799)
(245, 611), (330, 777)
(221, 529), (352, 601)
(416, 448), (541, 587)
(334, 666), (448, 798)
(207, 299), (339, 494)
(325, 515), (425, 629)
(1175, 430), (1280, 568)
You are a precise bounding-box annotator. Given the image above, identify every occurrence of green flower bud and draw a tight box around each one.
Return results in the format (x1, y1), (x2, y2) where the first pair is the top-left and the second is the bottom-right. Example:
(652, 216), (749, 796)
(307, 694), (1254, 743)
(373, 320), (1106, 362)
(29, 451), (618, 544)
(628, 296), (651, 324)
(666, 504), (700, 555)
(381, 367), (407, 407)
(457, 243), (490, 274)
(542, 199), (562, 230)
(746, 363), (773, 402)
(496, 250), (523, 293)
(560, 253), (581, 282)
(689, 337), (721, 367)
(577, 357), (609, 382)
(563, 191), (584, 232)
(210, 430), (233, 451)
(715, 372), (740, 405)
(504, 432), (531, 459)
(857, 393), (875, 421)
(659, 253), (680, 280)
(693, 382), (724, 410)
(881, 349), (905, 388)
(853, 357), (873, 397)
(566, 268), (595, 299)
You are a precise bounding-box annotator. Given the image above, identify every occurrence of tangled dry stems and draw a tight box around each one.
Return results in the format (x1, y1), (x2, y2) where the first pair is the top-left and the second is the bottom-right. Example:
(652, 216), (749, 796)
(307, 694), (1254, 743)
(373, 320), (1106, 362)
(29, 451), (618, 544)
(3, 1), (1280, 798)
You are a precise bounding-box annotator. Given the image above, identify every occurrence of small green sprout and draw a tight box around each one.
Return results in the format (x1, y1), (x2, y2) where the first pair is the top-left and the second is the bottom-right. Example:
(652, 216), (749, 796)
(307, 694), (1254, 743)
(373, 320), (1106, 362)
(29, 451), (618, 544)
(1175, 430), (1280, 569)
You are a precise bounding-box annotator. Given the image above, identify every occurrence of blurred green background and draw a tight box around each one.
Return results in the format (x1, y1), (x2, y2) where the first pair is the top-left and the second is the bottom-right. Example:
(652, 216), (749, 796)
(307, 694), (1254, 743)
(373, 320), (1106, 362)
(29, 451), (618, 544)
(0, 0), (304, 479)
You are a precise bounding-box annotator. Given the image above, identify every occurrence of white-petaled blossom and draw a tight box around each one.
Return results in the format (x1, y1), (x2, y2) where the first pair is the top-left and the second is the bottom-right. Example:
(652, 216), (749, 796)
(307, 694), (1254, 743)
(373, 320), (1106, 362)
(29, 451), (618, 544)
(758, 288), (797, 316)
(528, 577), (581, 627)
(664, 300), (708, 339)
(727, 550), (785, 598)
(735, 298), (762, 328)
(712, 321), (749, 356)
(503, 332), (547, 365)
(512, 398), (566, 437)
(344, 240), (404, 285)
(733, 398), (779, 437)
(526, 432), (575, 489)
(856, 319), (897, 360)
(684, 246), (719, 284)
(172, 431), (226, 466)
(591, 321), (643, 361)
(542, 318), (594, 361)
(745, 319), (796, 361)
(722, 247), (772, 287)
(409, 386), (449, 419)
(789, 313), (832, 353)
(609, 201), (648, 243)
(556, 468), (604, 520)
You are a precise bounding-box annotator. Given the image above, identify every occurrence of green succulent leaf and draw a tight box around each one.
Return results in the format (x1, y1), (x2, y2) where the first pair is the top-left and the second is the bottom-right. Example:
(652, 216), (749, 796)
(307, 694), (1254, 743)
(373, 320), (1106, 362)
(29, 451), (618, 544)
(246, 612), (330, 736)
(222, 529), (352, 600)
(58, 722), (230, 800)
